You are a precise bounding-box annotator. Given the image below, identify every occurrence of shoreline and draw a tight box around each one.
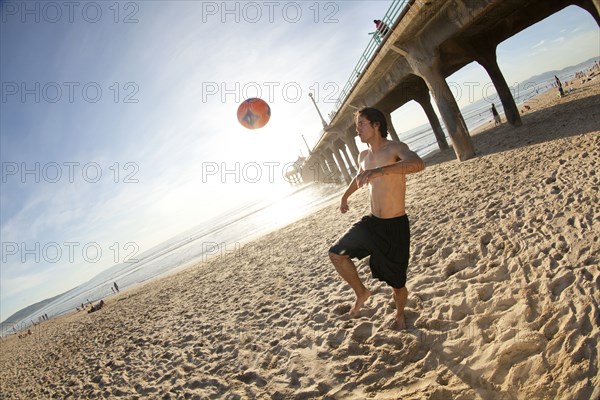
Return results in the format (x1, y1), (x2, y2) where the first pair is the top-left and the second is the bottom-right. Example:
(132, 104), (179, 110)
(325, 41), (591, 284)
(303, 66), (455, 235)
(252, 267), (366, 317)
(1, 78), (598, 399)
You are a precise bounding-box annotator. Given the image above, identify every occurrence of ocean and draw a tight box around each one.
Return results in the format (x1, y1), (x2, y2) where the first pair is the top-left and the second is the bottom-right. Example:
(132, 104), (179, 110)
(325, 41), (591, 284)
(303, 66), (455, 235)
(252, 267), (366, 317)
(3, 63), (592, 335)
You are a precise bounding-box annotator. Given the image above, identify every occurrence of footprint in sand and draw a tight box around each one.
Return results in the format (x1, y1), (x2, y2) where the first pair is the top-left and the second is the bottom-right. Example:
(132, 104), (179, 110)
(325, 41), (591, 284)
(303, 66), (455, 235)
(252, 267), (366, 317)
(548, 270), (576, 298)
(492, 330), (547, 382)
(184, 377), (227, 391)
(480, 232), (493, 256)
(234, 371), (267, 387)
(311, 312), (327, 324)
(350, 321), (374, 342)
(369, 332), (404, 349)
(331, 303), (351, 316)
(443, 253), (476, 278)
(477, 283), (495, 302)
(325, 330), (346, 348)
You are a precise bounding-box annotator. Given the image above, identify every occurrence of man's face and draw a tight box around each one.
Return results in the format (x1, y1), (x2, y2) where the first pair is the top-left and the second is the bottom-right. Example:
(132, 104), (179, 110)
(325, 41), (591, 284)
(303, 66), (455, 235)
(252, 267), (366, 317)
(356, 115), (378, 143)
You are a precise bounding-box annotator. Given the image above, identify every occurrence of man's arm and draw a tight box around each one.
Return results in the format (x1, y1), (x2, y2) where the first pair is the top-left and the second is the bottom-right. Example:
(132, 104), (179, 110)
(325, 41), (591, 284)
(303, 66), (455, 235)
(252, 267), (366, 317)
(339, 151), (367, 213)
(383, 141), (425, 175)
(357, 142), (424, 186)
(339, 178), (358, 213)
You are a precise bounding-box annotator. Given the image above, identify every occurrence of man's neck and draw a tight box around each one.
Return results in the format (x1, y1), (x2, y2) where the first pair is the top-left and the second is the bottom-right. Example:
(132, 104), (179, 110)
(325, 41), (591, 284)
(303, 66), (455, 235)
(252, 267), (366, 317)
(368, 135), (387, 152)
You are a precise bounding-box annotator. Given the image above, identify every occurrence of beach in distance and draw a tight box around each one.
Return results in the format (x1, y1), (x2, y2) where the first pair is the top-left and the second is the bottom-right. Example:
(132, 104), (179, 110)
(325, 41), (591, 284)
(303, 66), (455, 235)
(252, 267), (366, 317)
(1, 78), (599, 399)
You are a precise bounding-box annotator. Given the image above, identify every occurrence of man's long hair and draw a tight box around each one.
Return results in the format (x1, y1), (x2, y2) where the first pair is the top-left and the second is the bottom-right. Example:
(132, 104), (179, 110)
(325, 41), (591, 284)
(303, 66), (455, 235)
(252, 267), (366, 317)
(355, 107), (388, 138)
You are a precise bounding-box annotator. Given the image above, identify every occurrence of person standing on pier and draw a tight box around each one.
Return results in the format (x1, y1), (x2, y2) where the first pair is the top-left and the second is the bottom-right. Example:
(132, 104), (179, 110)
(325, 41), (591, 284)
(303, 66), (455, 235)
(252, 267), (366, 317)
(373, 19), (390, 37)
(328, 107), (425, 331)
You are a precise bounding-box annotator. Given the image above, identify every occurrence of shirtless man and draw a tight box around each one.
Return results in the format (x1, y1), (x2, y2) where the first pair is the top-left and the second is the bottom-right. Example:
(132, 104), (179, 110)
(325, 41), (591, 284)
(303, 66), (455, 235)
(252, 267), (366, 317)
(328, 107), (425, 330)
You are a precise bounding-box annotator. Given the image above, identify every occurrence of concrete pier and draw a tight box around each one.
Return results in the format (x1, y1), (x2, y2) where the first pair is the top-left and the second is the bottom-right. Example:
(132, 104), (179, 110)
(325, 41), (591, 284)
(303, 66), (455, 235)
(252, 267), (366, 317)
(299, 0), (600, 183)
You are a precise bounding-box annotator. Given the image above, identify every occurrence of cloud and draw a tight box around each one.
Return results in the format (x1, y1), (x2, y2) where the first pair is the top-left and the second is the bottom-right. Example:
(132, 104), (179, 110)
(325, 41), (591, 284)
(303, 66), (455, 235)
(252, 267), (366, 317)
(532, 40), (546, 49)
(1, 269), (50, 299)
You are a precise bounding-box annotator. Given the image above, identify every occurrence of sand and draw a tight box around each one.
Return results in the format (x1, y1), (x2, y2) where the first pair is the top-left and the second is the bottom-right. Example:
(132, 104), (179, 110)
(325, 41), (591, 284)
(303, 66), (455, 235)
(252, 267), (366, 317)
(1, 78), (599, 400)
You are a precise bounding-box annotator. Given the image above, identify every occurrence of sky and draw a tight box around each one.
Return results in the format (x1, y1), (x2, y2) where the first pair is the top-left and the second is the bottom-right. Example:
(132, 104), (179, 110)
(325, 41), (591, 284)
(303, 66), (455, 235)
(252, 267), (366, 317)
(1, 1), (598, 321)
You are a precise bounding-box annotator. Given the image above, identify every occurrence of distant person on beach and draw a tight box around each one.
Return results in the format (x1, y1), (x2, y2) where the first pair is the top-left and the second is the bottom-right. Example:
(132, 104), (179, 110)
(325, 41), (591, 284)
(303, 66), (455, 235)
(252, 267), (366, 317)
(88, 300), (105, 313)
(114, 282), (119, 293)
(555, 75), (565, 97)
(328, 107), (425, 331)
(554, 75), (562, 88)
(491, 103), (501, 126)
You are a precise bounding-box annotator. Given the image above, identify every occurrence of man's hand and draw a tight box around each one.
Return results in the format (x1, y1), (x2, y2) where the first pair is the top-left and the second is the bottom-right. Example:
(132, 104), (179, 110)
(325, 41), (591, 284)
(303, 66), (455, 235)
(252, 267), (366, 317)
(340, 197), (349, 213)
(356, 168), (383, 187)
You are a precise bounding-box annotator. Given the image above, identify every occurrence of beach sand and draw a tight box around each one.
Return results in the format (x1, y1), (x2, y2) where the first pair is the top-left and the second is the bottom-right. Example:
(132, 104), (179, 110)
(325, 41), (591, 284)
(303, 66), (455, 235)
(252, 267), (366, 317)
(1, 79), (599, 400)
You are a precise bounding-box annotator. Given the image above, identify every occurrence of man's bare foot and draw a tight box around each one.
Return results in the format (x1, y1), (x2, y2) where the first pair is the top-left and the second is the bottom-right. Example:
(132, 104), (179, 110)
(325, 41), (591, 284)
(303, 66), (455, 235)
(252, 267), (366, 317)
(391, 314), (406, 331)
(349, 289), (371, 317)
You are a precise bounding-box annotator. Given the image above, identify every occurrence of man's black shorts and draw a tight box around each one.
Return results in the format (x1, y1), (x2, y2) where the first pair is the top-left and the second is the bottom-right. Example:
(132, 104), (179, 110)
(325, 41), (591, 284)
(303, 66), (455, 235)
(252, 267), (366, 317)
(329, 214), (410, 289)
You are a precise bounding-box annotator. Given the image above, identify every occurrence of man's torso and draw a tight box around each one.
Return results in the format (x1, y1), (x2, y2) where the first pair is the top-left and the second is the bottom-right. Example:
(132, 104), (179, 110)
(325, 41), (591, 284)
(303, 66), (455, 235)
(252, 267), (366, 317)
(361, 142), (407, 218)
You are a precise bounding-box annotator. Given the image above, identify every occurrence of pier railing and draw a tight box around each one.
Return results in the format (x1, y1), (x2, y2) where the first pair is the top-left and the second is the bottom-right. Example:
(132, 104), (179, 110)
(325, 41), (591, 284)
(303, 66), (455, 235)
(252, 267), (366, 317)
(327, 0), (410, 122)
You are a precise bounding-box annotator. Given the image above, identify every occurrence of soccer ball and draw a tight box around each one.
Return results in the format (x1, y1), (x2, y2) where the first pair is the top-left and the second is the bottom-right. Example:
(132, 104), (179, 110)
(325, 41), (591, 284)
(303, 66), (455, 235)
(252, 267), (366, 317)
(237, 98), (271, 129)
